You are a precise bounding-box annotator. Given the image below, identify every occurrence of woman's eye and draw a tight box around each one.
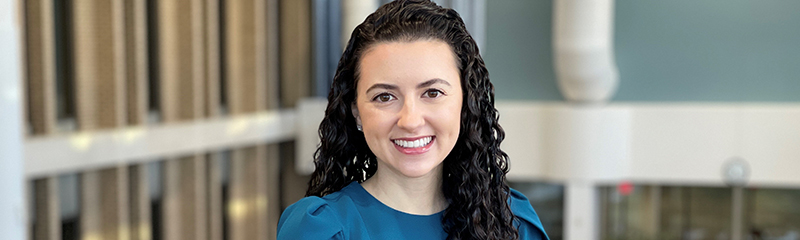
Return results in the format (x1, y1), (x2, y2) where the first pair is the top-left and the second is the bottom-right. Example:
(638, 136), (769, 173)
(424, 89), (444, 98)
(373, 93), (394, 102)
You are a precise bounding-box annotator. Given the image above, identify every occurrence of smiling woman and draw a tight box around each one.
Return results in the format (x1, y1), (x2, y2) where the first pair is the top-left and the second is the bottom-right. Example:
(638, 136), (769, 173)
(354, 40), (462, 184)
(277, 0), (548, 239)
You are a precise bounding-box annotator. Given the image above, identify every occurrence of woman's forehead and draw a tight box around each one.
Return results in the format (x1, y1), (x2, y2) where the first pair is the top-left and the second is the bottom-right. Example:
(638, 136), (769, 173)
(357, 40), (459, 90)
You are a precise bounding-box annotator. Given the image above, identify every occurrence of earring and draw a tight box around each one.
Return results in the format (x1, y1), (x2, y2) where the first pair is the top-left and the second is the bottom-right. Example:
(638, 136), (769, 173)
(356, 124), (362, 131)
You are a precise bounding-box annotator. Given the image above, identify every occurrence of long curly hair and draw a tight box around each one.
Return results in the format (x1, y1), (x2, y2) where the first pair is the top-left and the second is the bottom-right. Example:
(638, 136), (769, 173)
(306, 0), (517, 239)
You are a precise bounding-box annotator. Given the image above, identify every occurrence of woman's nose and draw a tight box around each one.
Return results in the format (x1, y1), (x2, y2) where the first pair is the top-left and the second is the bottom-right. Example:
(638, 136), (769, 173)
(396, 100), (424, 131)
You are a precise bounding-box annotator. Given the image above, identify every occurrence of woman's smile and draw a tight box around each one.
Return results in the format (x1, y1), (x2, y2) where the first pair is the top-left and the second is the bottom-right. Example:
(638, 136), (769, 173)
(392, 136), (435, 154)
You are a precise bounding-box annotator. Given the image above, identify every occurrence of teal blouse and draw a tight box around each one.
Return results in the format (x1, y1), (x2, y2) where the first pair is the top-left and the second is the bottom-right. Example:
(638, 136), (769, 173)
(277, 181), (549, 239)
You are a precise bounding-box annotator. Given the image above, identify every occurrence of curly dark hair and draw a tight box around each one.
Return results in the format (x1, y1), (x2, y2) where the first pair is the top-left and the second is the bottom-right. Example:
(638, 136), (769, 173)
(306, 0), (517, 239)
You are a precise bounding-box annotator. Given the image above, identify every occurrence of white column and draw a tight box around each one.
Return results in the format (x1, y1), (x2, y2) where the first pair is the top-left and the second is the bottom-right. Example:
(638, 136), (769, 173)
(0, 0), (26, 239)
(565, 181), (599, 240)
(545, 106), (630, 240)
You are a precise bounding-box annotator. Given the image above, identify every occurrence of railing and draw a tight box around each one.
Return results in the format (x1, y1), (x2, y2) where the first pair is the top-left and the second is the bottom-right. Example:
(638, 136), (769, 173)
(19, 0), (311, 239)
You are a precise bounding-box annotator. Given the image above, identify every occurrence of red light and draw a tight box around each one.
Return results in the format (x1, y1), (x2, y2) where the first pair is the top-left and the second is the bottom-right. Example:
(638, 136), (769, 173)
(618, 181), (634, 196)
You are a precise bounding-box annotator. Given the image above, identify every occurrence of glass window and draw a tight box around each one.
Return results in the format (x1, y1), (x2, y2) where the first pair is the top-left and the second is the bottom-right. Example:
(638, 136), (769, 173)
(509, 181), (564, 240)
(746, 188), (800, 239)
(600, 185), (733, 240)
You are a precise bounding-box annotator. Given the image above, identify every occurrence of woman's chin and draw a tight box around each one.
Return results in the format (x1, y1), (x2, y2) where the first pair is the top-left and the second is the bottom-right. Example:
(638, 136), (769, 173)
(395, 163), (443, 179)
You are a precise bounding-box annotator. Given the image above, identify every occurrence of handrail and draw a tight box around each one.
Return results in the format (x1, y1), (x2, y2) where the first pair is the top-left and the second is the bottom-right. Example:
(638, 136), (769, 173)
(25, 109), (296, 178)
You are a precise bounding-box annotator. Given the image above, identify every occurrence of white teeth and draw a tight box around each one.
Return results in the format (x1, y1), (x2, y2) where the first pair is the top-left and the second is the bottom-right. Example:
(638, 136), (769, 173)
(393, 137), (432, 148)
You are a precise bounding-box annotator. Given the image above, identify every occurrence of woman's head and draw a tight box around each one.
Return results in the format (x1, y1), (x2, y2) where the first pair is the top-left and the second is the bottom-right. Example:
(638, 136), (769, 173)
(308, 0), (517, 239)
(353, 40), (462, 180)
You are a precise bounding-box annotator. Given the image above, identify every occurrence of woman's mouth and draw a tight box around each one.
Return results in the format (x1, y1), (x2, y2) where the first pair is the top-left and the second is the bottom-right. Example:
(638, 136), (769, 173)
(392, 136), (435, 154)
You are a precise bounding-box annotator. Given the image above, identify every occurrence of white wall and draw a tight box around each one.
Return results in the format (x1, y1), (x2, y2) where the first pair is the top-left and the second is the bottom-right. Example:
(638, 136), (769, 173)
(0, 0), (27, 238)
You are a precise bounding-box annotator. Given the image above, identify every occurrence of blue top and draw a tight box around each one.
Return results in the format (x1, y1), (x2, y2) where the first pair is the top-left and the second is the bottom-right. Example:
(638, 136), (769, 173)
(278, 181), (549, 239)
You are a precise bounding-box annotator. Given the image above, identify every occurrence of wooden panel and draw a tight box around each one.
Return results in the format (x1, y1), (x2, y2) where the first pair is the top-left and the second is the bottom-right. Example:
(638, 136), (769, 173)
(228, 145), (278, 240)
(72, 0), (127, 130)
(81, 166), (130, 240)
(254, 146), (269, 240)
(191, 0), (207, 120)
(125, 0), (149, 125)
(163, 155), (208, 240)
(229, 147), (261, 240)
(207, 153), (224, 240)
(280, 141), (310, 213)
(264, 144), (281, 240)
(163, 158), (179, 240)
(265, 0), (280, 110)
(225, 0), (258, 114)
(279, 0), (312, 108)
(129, 164), (152, 240)
(27, 182), (32, 240)
(205, 0), (221, 117)
(32, 178), (59, 240)
(253, 0), (270, 111)
(24, 0), (57, 135)
(157, 0), (204, 122)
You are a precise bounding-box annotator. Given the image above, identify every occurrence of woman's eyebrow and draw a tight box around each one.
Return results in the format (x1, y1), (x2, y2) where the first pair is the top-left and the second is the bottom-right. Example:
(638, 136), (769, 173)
(365, 78), (450, 93)
(366, 83), (398, 93)
(417, 78), (450, 89)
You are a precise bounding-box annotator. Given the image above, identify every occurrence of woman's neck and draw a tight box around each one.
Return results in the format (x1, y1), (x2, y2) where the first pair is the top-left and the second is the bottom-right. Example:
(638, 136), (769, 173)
(360, 164), (447, 215)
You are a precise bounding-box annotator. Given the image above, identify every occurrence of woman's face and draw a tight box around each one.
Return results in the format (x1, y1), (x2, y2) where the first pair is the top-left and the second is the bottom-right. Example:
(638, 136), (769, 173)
(353, 40), (463, 179)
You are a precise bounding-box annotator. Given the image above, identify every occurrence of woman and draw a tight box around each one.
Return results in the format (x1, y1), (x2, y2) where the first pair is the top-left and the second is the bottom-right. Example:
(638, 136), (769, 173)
(278, 0), (548, 239)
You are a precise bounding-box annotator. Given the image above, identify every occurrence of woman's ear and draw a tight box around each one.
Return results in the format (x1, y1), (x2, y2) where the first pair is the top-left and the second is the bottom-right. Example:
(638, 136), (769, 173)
(351, 102), (362, 128)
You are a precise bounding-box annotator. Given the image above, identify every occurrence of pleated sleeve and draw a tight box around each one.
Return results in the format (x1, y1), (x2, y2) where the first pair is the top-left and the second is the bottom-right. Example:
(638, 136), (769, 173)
(278, 196), (345, 240)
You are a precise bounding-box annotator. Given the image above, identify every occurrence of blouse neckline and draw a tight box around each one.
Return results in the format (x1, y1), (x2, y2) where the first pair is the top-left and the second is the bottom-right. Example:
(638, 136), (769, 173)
(346, 181), (446, 218)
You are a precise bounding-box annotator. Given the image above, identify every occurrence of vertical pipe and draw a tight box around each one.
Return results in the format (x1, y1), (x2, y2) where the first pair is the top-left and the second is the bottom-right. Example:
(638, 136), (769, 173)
(0, 0), (25, 238)
(553, 0), (618, 103)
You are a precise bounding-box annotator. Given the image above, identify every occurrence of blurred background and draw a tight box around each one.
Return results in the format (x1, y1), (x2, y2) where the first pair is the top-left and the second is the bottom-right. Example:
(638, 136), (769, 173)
(2, 0), (800, 240)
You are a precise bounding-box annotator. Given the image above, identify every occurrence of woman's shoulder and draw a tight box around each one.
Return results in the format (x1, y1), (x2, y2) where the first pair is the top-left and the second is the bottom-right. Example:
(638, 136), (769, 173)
(277, 196), (345, 239)
(508, 188), (550, 240)
(277, 184), (362, 240)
